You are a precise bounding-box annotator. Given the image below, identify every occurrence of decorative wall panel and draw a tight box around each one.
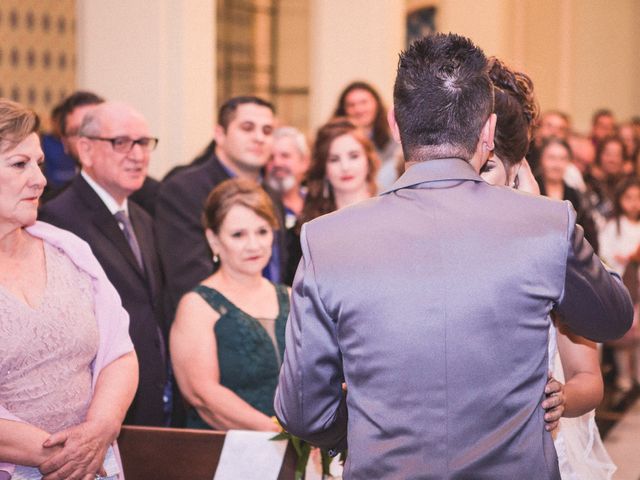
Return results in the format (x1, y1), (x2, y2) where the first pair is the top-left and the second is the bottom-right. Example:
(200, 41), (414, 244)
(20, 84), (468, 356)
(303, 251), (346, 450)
(216, 0), (310, 131)
(216, 0), (275, 104)
(0, 0), (75, 130)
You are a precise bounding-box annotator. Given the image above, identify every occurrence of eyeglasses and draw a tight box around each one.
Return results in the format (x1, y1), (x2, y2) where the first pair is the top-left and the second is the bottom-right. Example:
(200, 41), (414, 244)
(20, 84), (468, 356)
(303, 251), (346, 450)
(84, 136), (159, 153)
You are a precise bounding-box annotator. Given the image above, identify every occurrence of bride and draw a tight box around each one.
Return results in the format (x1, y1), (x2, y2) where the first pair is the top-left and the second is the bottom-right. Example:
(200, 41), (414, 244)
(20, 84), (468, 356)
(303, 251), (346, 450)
(480, 57), (616, 479)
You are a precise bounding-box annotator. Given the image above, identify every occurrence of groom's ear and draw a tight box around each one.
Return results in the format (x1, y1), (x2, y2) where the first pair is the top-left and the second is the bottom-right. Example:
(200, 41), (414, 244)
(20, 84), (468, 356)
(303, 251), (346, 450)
(482, 113), (497, 150)
(470, 113), (498, 173)
(387, 107), (401, 144)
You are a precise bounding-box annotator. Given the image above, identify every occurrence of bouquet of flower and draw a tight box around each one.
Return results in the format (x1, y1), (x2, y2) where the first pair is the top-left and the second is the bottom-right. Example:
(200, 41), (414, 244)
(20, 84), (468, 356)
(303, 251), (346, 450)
(271, 418), (345, 479)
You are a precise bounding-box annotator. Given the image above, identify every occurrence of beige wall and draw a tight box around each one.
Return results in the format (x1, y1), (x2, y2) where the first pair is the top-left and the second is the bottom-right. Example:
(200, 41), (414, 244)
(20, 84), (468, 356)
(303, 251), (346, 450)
(72, 0), (639, 172)
(407, 0), (523, 62)
(0, 0), (76, 131)
(569, 0), (640, 132)
(276, 1), (309, 91)
(309, 0), (405, 131)
(407, 0), (640, 133)
(437, 0), (516, 61)
(275, 0), (311, 132)
(76, 0), (215, 178)
(518, 0), (570, 115)
(516, 0), (640, 133)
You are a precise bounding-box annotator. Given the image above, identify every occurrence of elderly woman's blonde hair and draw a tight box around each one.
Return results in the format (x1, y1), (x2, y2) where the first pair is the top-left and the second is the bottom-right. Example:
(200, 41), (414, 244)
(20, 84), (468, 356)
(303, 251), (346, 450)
(0, 99), (40, 153)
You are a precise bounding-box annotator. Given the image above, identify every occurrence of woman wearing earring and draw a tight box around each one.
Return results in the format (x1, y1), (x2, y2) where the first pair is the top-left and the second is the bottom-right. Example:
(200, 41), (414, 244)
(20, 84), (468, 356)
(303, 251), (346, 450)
(534, 137), (600, 252)
(0, 100), (137, 479)
(481, 58), (615, 480)
(170, 179), (287, 431)
(334, 81), (402, 190)
(284, 118), (380, 283)
(302, 117), (379, 220)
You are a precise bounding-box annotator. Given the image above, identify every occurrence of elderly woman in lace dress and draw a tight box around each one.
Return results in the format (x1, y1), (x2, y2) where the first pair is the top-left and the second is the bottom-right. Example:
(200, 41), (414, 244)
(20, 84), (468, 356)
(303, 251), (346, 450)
(0, 99), (138, 480)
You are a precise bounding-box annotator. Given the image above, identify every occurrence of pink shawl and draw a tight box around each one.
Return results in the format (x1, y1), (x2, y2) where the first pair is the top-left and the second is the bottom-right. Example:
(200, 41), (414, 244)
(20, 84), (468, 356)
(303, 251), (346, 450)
(0, 221), (134, 478)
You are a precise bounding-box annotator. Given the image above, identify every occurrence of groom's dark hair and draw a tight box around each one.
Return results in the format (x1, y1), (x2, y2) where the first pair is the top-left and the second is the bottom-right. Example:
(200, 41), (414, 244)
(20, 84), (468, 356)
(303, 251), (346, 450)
(393, 33), (494, 162)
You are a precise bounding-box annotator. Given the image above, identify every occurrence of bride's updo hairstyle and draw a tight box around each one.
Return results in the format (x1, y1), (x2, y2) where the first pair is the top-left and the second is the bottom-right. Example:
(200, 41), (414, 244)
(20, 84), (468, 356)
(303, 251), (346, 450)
(488, 58), (539, 172)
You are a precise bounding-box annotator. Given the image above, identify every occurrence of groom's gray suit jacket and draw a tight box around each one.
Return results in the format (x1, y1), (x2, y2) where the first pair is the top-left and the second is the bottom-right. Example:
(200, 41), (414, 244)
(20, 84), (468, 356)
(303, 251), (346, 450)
(275, 158), (632, 479)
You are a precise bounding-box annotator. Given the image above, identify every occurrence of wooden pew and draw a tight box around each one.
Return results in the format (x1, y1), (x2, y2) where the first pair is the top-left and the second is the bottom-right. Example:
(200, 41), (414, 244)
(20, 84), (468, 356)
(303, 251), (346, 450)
(117, 426), (298, 479)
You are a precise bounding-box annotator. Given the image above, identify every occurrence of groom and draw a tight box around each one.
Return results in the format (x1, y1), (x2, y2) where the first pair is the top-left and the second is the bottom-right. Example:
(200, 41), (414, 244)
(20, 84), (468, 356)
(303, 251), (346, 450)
(274, 33), (632, 479)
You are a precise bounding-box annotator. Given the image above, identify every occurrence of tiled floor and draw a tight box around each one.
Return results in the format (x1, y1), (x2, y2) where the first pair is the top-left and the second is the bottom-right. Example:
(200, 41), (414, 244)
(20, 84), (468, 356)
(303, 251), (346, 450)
(603, 398), (640, 480)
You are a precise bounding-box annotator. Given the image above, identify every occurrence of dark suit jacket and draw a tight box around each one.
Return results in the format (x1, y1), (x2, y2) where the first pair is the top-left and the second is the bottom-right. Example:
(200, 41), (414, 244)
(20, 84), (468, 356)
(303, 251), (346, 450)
(161, 139), (216, 181)
(130, 176), (161, 218)
(155, 152), (288, 318)
(39, 175), (167, 426)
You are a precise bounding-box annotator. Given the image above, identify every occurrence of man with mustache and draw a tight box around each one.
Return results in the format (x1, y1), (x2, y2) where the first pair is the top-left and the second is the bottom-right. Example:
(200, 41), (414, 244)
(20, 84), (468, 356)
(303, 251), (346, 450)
(266, 126), (310, 229)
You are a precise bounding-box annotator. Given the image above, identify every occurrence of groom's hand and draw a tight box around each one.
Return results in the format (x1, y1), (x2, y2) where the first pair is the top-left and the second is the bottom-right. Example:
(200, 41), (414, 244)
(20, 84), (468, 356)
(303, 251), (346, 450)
(542, 373), (565, 431)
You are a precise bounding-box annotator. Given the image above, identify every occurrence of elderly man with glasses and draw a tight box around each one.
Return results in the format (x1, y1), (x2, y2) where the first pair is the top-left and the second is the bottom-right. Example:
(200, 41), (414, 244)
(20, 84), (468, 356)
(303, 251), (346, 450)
(40, 101), (168, 427)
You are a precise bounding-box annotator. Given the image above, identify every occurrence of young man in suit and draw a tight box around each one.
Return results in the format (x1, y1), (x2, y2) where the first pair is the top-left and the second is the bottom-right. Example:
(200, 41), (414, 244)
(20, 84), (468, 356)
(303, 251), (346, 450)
(155, 96), (287, 318)
(40, 102), (167, 426)
(275, 33), (633, 479)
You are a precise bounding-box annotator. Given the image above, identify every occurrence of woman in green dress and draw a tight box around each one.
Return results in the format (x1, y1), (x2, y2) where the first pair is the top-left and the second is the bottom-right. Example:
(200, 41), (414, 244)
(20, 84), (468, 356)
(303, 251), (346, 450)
(170, 178), (287, 431)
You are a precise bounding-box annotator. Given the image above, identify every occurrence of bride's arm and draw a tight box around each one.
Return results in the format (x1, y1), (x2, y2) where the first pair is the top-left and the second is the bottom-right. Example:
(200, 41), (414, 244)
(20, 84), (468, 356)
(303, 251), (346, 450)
(555, 323), (604, 417)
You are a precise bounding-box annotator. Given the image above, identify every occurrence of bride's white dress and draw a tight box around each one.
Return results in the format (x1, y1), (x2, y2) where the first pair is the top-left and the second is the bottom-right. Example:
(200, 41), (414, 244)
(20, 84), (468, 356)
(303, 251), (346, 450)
(548, 325), (617, 480)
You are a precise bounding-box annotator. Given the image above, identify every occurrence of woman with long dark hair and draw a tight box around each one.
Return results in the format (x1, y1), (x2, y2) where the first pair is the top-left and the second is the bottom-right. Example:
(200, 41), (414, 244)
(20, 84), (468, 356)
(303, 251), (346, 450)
(534, 137), (600, 252)
(299, 118), (378, 226)
(283, 118), (379, 284)
(334, 81), (401, 190)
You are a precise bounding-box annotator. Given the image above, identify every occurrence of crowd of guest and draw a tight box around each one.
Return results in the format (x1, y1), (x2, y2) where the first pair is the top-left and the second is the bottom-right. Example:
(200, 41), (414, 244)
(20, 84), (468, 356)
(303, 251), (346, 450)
(35, 83), (640, 407)
(1, 71), (639, 477)
(527, 107), (640, 395)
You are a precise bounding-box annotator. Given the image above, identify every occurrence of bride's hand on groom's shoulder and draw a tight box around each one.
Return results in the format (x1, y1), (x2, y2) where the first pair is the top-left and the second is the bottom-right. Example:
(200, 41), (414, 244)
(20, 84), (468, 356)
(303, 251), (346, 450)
(541, 373), (565, 432)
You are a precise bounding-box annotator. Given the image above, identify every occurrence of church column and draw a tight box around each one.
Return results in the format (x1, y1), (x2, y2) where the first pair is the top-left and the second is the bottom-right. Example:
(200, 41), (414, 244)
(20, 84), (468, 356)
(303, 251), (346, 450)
(75, 0), (215, 177)
(308, 0), (405, 132)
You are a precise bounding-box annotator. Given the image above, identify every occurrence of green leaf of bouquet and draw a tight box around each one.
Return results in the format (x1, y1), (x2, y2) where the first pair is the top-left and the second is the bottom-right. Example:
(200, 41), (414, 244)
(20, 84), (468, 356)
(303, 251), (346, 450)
(290, 436), (305, 456)
(270, 432), (290, 441)
(295, 444), (312, 480)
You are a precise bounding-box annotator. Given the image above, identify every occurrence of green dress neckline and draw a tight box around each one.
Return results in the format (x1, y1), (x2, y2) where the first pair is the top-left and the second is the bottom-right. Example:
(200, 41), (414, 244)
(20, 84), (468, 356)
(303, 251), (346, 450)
(186, 282), (289, 428)
(196, 282), (285, 325)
